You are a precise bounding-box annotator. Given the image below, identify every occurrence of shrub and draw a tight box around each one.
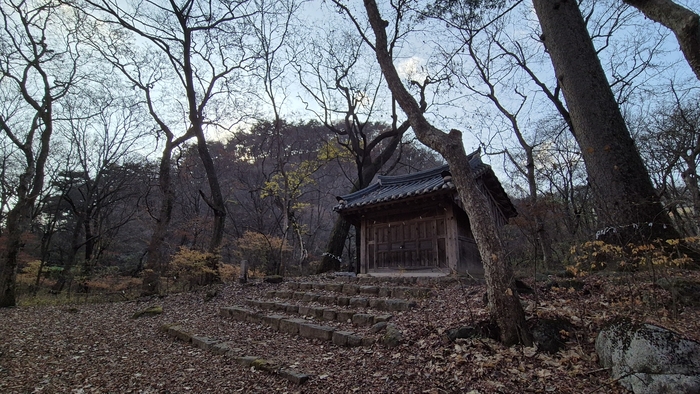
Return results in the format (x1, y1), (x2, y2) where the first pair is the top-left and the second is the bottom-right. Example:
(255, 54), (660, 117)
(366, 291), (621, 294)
(233, 231), (291, 275)
(168, 247), (219, 290)
(568, 237), (699, 276)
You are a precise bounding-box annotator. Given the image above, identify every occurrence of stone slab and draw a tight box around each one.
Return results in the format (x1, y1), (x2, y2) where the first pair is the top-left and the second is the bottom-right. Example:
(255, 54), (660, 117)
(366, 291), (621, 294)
(349, 297), (369, 308)
(299, 323), (335, 341)
(369, 298), (387, 309)
(359, 286), (379, 295)
(336, 310), (354, 323)
(279, 318), (307, 334)
(332, 331), (363, 347)
(298, 305), (311, 316)
(285, 304), (299, 314)
(309, 307), (325, 318)
(318, 295), (336, 304)
(262, 314), (285, 330)
(222, 306), (254, 321)
(280, 369), (309, 385)
(211, 342), (233, 355)
(352, 313), (374, 327)
(322, 309), (337, 321)
(191, 336), (219, 350)
(168, 326), (192, 343)
(302, 293), (320, 302)
(342, 284), (359, 295)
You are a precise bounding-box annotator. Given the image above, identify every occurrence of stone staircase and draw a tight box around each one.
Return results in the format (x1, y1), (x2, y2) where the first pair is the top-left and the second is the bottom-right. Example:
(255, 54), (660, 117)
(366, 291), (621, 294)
(163, 275), (474, 385)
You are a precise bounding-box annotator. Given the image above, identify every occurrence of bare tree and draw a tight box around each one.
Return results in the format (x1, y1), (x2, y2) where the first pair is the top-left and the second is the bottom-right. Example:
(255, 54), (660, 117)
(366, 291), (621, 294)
(360, 0), (531, 346)
(80, 0), (261, 290)
(0, 0), (84, 307)
(623, 0), (700, 81)
(297, 13), (422, 273)
(48, 91), (150, 291)
(636, 90), (700, 236)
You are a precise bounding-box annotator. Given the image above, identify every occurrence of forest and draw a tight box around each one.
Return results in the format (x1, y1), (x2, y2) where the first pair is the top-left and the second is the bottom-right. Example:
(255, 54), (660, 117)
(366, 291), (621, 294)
(2, 0), (700, 392)
(2, 0), (700, 389)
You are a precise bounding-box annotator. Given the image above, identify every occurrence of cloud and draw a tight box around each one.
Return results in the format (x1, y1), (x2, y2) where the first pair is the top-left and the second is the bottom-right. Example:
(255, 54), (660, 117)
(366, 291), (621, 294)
(396, 57), (427, 83)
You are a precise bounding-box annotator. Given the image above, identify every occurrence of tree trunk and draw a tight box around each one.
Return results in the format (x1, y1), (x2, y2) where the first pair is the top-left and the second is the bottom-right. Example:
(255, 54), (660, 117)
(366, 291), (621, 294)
(319, 128), (405, 274)
(362, 0), (531, 346)
(192, 127), (224, 284)
(533, 0), (679, 244)
(623, 0), (700, 81)
(0, 202), (30, 307)
(318, 217), (352, 273)
(142, 144), (176, 295)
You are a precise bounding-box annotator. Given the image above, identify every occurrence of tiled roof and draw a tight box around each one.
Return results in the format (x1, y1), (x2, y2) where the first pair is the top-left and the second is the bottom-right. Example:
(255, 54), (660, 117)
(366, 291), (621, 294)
(335, 152), (490, 212)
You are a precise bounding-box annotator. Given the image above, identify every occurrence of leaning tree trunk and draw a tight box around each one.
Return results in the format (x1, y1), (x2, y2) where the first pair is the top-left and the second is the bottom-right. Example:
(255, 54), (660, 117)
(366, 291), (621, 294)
(318, 217), (353, 273)
(363, 0), (531, 346)
(319, 131), (404, 274)
(623, 0), (700, 82)
(533, 0), (680, 244)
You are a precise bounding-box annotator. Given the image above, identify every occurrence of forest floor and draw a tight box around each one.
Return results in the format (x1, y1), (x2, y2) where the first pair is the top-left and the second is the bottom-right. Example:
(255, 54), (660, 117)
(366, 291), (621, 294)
(1, 269), (700, 394)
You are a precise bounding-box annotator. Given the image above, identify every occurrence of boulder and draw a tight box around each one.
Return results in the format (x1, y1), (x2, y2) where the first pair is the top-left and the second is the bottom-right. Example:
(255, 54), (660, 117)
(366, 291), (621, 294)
(381, 324), (403, 348)
(529, 317), (573, 354)
(595, 318), (700, 394)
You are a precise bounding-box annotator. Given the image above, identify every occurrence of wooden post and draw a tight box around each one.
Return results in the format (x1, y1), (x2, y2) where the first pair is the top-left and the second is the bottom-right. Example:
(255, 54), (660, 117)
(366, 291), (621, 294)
(239, 260), (248, 284)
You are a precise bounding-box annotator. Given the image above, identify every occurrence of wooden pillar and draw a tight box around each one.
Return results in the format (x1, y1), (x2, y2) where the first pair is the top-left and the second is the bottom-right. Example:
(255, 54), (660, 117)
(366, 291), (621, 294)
(445, 204), (459, 273)
(360, 219), (368, 274)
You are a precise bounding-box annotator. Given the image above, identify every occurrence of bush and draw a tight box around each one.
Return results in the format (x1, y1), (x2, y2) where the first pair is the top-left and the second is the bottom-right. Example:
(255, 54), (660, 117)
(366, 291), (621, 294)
(568, 237), (699, 276)
(234, 231), (291, 275)
(168, 247), (219, 290)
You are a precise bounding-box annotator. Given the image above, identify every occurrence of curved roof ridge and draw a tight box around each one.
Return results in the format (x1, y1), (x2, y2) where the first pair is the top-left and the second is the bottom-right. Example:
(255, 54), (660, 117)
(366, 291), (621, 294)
(377, 164), (450, 185)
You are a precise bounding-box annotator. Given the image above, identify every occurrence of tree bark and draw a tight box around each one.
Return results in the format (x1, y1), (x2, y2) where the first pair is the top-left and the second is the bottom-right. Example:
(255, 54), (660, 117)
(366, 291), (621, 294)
(319, 217), (352, 273)
(142, 143), (177, 295)
(362, 0), (531, 346)
(319, 125), (405, 273)
(623, 0), (700, 81)
(533, 0), (679, 244)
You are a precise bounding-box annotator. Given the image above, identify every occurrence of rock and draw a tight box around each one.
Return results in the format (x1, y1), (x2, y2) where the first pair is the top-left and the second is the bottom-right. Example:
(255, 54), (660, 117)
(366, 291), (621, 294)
(370, 321), (388, 333)
(381, 324), (403, 347)
(264, 275), (284, 284)
(528, 317), (573, 354)
(446, 321), (499, 342)
(595, 318), (700, 394)
(515, 279), (534, 295)
(279, 369), (309, 384)
(132, 305), (163, 319)
(447, 326), (479, 341)
(334, 271), (357, 278)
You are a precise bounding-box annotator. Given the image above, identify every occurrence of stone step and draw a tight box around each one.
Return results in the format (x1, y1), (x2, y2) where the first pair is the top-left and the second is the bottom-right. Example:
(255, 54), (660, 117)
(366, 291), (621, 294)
(160, 323), (310, 385)
(263, 290), (417, 312)
(219, 306), (373, 347)
(245, 299), (392, 326)
(286, 282), (434, 298)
